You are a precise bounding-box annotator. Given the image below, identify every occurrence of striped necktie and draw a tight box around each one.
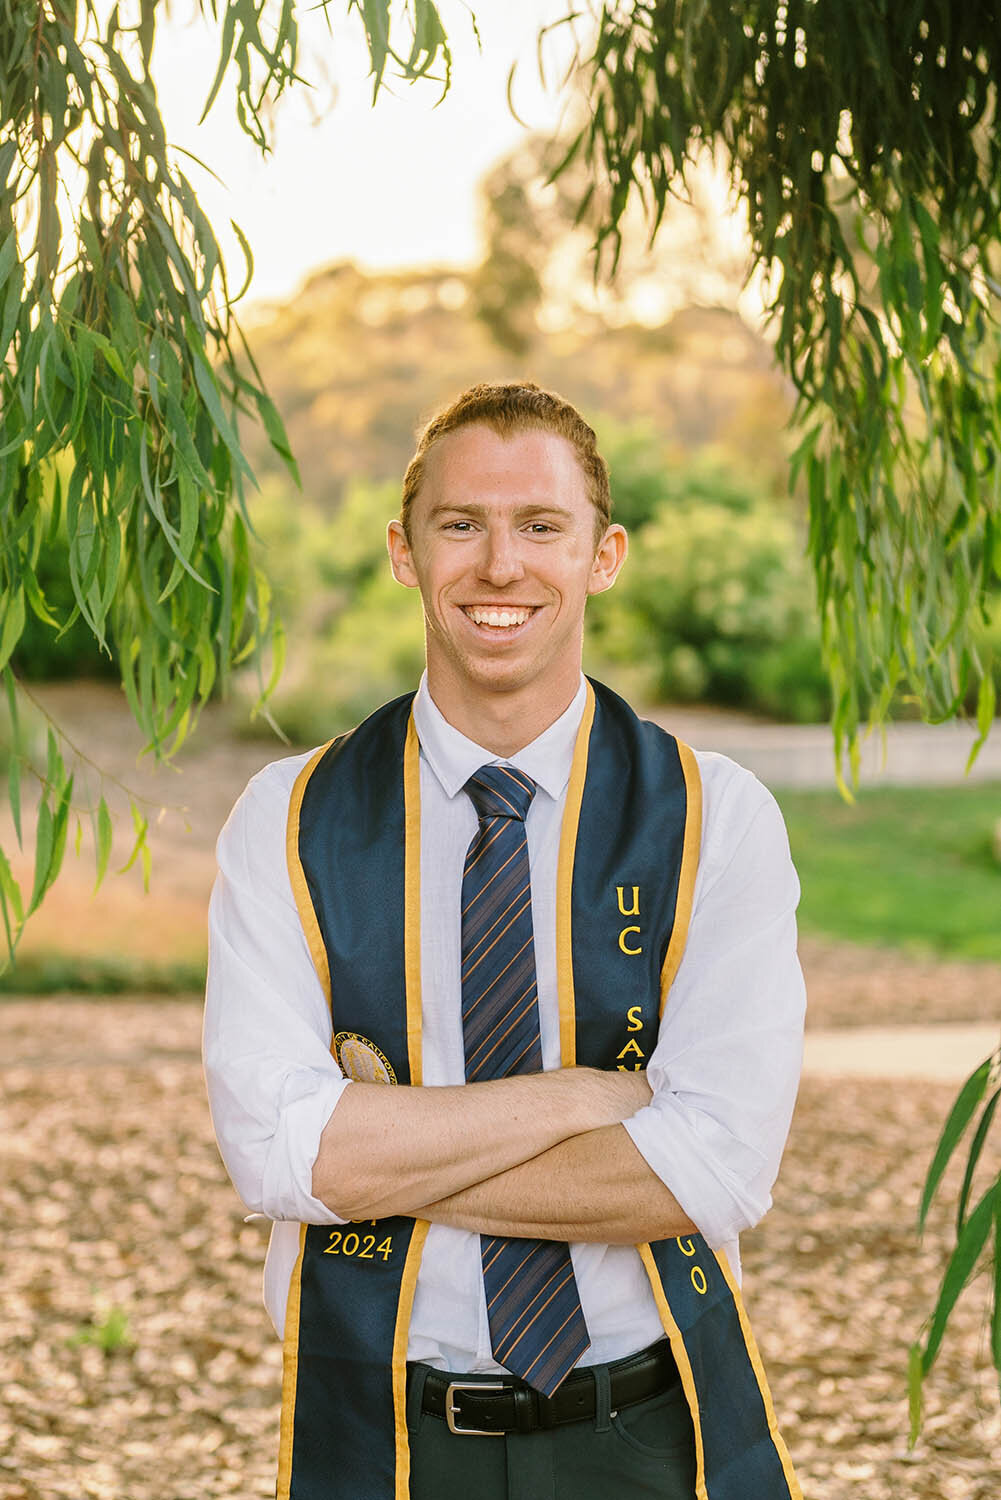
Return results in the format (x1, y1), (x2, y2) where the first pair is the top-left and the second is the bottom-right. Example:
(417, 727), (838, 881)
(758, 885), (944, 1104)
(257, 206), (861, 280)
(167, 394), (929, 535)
(461, 763), (590, 1397)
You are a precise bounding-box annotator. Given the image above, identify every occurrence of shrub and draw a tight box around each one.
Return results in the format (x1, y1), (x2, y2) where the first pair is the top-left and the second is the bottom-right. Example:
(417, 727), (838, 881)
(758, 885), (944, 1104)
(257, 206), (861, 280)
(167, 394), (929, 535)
(589, 457), (830, 721)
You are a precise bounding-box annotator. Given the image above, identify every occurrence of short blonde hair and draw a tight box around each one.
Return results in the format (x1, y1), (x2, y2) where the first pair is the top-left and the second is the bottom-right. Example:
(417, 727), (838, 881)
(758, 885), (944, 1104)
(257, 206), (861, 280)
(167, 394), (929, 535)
(401, 382), (611, 542)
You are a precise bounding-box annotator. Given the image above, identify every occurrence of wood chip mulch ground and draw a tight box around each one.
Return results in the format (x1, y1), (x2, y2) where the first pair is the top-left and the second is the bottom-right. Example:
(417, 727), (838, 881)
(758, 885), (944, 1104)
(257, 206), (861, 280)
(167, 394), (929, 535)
(2, 986), (999, 1500)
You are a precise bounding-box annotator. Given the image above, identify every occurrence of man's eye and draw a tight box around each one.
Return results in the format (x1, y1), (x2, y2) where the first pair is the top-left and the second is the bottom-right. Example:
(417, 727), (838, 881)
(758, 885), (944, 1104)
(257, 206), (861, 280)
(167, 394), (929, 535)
(444, 520), (475, 532)
(527, 523), (556, 534)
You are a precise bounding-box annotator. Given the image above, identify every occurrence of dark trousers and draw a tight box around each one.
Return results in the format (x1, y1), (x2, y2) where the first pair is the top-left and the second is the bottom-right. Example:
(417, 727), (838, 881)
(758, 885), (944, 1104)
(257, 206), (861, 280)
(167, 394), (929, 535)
(405, 1358), (698, 1500)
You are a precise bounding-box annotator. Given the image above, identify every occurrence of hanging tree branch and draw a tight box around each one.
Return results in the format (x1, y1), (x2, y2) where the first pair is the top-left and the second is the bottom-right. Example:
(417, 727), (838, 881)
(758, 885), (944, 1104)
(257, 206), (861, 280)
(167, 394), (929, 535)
(0, 0), (452, 963)
(553, 0), (1000, 787)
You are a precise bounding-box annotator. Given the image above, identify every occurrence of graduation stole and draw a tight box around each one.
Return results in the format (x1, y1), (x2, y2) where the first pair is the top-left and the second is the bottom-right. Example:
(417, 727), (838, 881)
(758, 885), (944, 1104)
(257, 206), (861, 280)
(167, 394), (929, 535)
(279, 679), (801, 1500)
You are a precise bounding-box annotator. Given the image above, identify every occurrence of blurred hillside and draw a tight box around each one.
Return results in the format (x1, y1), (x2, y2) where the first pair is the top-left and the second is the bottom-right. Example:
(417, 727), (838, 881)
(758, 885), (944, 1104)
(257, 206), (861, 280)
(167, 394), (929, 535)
(239, 259), (792, 508)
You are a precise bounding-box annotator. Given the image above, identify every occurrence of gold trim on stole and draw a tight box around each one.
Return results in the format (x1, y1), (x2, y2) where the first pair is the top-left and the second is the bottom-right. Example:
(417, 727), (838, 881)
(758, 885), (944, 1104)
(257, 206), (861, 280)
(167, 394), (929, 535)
(659, 738), (702, 1012)
(276, 1223), (308, 1500)
(554, 681), (596, 1067)
(287, 742), (336, 1013)
(637, 1243), (709, 1500)
(712, 1246), (804, 1500)
(395, 710), (429, 1498)
(639, 736), (712, 1493)
(403, 713), (424, 1089)
(277, 747), (335, 1500)
(393, 1221), (430, 1499)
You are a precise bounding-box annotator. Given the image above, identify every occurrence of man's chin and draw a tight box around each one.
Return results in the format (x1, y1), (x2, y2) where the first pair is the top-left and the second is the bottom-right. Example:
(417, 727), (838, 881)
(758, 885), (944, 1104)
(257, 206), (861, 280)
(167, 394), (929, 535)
(436, 645), (542, 699)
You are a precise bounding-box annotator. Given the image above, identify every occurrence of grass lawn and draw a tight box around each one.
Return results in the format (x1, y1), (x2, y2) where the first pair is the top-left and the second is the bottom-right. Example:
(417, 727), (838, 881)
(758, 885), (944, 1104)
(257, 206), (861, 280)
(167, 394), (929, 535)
(775, 780), (1001, 962)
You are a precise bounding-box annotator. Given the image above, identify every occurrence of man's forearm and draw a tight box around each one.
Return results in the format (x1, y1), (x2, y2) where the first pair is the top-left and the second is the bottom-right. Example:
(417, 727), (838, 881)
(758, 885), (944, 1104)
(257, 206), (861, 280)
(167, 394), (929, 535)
(414, 1123), (697, 1244)
(311, 1067), (651, 1220)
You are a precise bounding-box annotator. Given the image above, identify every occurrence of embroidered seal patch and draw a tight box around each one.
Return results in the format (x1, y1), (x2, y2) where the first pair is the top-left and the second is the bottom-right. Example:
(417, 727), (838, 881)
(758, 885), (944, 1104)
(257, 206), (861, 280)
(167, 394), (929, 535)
(333, 1031), (397, 1085)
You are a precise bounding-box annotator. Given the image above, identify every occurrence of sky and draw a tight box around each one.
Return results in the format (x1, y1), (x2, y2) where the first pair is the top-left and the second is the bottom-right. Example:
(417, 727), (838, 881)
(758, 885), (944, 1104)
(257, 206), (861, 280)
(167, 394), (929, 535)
(153, 1), (575, 309)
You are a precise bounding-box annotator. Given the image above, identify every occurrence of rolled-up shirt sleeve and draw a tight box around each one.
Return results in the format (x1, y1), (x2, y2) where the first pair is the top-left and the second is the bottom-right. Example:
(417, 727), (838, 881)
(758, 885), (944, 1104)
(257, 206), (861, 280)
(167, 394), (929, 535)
(203, 755), (350, 1225)
(623, 752), (805, 1249)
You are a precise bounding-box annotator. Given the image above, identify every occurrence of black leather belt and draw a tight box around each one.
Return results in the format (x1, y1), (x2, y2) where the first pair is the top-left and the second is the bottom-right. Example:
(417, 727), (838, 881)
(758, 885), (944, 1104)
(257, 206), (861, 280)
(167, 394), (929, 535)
(414, 1338), (680, 1437)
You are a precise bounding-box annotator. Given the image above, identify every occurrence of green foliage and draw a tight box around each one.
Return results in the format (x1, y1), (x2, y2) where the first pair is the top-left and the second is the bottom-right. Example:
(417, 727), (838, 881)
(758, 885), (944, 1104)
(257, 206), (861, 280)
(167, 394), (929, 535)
(0, 3), (293, 753)
(12, 487), (118, 681)
(0, 0), (451, 963)
(278, 565), (427, 741)
(0, 951), (205, 994)
(242, 477), (425, 742)
(561, 2), (1001, 780)
(592, 454), (830, 722)
(597, 419), (681, 533)
(778, 781), (1001, 963)
(68, 1301), (135, 1354)
(910, 1047), (1001, 1437)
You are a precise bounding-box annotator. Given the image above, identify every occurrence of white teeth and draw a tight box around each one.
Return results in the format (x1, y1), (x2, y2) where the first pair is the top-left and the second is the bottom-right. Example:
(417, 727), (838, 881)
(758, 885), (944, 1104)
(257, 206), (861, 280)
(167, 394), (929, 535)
(465, 608), (531, 628)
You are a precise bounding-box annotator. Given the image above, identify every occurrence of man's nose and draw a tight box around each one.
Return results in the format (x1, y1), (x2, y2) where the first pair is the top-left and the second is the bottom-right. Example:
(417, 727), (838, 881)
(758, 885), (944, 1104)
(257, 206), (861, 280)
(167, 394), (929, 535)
(476, 527), (525, 586)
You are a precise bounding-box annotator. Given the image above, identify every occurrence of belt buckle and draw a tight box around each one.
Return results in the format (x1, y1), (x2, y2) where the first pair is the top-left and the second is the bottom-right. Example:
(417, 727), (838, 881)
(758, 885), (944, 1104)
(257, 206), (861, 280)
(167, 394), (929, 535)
(445, 1380), (507, 1436)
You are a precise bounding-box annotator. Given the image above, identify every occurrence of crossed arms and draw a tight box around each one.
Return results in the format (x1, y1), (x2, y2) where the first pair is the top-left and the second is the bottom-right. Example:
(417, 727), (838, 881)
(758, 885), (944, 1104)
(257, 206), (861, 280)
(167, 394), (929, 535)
(310, 1067), (697, 1244)
(204, 755), (806, 1251)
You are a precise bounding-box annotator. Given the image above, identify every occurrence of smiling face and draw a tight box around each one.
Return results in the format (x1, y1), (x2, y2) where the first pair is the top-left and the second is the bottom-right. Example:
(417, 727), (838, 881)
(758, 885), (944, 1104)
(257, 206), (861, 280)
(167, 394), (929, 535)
(387, 422), (627, 746)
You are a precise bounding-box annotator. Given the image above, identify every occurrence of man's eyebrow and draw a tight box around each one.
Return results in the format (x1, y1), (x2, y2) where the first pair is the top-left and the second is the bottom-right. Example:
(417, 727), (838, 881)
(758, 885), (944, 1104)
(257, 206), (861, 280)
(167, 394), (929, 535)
(426, 502), (576, 520)
(426, 502), (487, 518)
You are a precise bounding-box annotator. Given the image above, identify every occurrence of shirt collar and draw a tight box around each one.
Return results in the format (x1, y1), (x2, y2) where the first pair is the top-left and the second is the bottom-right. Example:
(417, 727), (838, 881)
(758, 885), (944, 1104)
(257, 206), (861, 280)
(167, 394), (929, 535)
(413, 672), (588, 804)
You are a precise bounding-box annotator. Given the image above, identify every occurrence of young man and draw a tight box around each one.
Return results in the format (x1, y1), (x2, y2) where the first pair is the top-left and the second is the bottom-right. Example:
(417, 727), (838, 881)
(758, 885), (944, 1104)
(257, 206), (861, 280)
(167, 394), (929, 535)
(204, 382), (806, 1500)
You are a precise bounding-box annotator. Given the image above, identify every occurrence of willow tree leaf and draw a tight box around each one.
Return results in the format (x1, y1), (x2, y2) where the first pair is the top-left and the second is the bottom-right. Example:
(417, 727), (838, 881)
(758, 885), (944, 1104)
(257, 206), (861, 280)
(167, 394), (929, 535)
(922, 1184), (998, 1373)
(907, 1340), (924, 1447)
(0, 846), (24, 928)
(199, 0), (240, 123)
(0, 260), (24, 365)
(185, 330), (252, 478)
(0, 588), (26, 674)
(8, 752), (21, 849)
(46, 774), (74, 900)
(139, 433), (212, 590)
(228, 219), (255, 304)
(0, 231), (18, 294)
(28, 801), (54, 916)
(992, 1199), (1001, 1380)
(956, 1088), (1001, 1236)
(94, 796), (113, 890)
(966, 673), (997, 772)
(919, 1054), (994, 1231)
(252, 387), (299, 484)
(117, 799), (151, 892)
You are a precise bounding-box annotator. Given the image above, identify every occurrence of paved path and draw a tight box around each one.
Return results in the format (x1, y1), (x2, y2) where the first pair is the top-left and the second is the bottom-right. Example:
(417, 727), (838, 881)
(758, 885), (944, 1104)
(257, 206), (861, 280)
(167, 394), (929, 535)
(4, 1001), (994, 1085)
(30, 680), (1001, 793)
(647, 710), (1001, 789)
(803, 1023), (999, 1082)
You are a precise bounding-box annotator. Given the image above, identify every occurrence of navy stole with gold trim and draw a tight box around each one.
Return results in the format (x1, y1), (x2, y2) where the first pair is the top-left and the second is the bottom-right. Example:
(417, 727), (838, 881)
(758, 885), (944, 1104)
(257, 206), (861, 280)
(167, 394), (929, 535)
(283, 680), (800, 1500)
(284, 693), (420, 1500)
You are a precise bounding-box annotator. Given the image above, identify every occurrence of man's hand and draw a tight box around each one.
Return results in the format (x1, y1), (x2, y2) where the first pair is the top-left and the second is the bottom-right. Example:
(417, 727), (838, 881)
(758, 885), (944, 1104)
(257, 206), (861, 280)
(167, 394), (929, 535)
(311, 1066), (652, 1221)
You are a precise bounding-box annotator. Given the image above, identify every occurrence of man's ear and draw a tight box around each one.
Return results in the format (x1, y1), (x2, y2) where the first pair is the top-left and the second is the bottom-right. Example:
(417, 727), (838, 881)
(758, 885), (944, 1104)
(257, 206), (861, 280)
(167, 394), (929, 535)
(387, 519), (420, 588)
(587, 524), (628, 596)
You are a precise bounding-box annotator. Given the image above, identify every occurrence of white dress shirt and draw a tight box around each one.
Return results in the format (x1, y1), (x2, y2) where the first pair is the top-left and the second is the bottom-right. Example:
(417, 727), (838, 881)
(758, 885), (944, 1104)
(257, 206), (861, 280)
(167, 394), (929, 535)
(203, 674), (805, 1370)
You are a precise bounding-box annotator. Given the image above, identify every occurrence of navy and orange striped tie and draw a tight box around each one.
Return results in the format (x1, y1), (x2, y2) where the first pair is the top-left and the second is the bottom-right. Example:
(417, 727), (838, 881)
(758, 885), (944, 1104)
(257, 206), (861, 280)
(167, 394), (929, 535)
(461, 763), (590, 1397)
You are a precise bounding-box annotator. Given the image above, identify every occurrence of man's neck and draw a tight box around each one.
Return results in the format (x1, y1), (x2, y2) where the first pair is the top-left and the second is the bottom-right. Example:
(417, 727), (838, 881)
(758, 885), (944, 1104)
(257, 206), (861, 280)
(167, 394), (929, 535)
(425, 672), (581, 758)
